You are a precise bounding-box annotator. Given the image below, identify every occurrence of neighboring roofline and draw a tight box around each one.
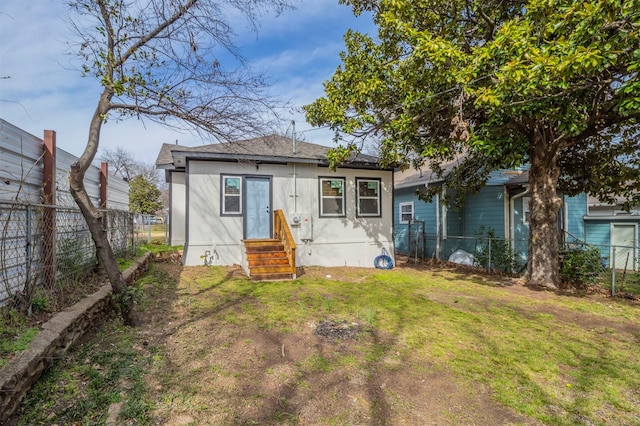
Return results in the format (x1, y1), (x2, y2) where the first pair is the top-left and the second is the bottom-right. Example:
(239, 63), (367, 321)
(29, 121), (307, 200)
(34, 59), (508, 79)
(395, 170), (530, 190)
(394, 178), (441, 190)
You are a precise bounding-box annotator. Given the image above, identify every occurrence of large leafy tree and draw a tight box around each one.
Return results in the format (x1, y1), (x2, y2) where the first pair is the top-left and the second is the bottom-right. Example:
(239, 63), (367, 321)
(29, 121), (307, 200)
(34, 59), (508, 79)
(67, 0), (293, 325)
(129, 175), (162, 214)
(305, 0), (640, 288)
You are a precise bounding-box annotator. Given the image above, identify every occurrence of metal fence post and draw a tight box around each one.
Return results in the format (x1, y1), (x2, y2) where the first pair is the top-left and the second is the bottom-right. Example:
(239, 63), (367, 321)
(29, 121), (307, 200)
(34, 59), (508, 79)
(129, 213), (135, 254)
(488, 238), (492, 270)
(25, 205), (32, 296)
(611, 246), (616, 296)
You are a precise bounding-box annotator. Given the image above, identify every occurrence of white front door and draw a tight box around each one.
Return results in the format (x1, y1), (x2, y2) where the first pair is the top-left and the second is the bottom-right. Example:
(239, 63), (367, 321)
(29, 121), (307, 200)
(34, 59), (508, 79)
(244, 177), (272, 239)
(611, 224), (637, 271)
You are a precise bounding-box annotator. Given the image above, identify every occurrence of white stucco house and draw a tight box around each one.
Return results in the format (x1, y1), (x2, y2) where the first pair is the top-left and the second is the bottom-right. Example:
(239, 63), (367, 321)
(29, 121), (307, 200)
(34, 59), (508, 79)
(156, 135), (395, 279)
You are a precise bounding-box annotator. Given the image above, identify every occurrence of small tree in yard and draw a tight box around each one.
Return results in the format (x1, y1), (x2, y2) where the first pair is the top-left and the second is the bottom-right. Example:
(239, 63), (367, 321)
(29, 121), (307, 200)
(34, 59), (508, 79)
(129, 175), (162, 215)
(305, 0), (640, 289)
(67, 0), (293, 325)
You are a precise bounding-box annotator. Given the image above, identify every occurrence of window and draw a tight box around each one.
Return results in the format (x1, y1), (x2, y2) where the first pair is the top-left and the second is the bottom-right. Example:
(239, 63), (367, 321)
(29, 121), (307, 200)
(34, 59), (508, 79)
(356, 178), (381, 217)
(522, 197), (530, 225)
(222, 175), (242, 215)
(319, 177), (345, 217)
(399, 202), (414, 224)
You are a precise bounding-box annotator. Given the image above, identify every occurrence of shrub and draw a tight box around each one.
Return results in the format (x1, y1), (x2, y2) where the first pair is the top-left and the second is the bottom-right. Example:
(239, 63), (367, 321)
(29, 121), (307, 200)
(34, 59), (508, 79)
(30, 288), (52, 313)
(474, 226), (518, 274)
(560, 244), (604, 288)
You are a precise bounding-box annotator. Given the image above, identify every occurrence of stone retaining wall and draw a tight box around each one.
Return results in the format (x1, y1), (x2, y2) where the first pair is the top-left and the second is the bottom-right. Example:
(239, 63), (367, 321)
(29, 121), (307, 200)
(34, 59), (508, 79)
(0, 252), (152, 421)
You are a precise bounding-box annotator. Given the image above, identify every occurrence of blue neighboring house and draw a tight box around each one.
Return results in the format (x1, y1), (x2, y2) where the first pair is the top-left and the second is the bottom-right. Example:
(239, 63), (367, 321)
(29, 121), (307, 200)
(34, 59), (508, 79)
(583, 195), (640, 271)
(393, 166), (587, 268)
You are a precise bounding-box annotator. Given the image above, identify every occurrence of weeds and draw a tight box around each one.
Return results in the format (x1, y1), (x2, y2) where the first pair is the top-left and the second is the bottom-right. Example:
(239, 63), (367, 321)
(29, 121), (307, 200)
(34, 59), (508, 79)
(8, 261), (640, 426)
(29, 288), (52, 313)
(324, 296), (333, 312)
(364, 307), (376, 325)
(14, 322), (152, 425)
(0, 308), (38, 368)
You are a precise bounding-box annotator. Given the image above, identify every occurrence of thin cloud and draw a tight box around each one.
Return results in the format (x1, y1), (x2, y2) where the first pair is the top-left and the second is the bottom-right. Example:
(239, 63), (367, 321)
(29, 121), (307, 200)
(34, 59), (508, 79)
(0, 0), (370, 163)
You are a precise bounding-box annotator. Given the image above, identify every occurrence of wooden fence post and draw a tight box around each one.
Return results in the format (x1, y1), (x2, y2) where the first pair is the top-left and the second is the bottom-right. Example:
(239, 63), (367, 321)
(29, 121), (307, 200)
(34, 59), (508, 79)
(42, 130), (56, 288)
(100, 162), (108, 209)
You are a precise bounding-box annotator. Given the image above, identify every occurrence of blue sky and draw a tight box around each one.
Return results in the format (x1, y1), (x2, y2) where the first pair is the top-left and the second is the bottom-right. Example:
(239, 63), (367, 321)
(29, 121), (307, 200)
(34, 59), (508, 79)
(0, 0), (374, 165)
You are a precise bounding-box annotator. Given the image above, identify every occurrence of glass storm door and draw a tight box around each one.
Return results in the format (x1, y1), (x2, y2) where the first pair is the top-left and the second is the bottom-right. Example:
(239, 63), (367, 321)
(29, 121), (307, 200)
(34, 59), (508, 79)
(244, 177), (272, 239)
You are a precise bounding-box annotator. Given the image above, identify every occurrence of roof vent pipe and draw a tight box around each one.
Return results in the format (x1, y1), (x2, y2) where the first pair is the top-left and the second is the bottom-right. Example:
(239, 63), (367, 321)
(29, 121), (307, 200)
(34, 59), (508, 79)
(291, 120), (296, 154)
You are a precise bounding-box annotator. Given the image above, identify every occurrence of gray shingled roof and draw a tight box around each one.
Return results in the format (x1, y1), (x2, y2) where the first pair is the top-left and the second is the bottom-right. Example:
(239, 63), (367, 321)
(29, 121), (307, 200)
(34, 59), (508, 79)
(155, 134), (383, 169)
(506, 170), (529, 186)
(394, 159), (463, 189)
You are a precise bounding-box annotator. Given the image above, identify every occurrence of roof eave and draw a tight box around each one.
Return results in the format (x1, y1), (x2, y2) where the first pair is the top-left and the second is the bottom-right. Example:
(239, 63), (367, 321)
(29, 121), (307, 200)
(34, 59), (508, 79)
(168, 151), (387, 170)
(395, 178), (442, 189)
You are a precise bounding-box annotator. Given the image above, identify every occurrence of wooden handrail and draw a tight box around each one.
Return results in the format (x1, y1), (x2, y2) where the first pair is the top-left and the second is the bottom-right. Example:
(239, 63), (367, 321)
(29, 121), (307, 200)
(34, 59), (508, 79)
(273, 210), (296, 277)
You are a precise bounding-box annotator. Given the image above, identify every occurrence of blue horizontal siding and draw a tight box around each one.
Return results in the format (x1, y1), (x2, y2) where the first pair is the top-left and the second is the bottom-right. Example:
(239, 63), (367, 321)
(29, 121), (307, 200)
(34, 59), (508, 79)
(584, 221), (610, 248)
(394, 186), (440, 254)
(584, 217), (640, 268)
(564, 193), (587, 240)
(463, 186), (506, 238)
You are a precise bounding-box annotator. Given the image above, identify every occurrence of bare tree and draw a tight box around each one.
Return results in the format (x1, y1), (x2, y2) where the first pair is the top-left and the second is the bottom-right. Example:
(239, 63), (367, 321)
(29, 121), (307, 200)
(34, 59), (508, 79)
(99, 147), (161, 184)
(67, 0), (293, 325)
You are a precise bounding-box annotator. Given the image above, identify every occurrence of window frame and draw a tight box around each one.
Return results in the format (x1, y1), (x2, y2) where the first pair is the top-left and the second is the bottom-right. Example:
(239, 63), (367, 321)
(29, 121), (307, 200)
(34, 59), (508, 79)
(318, 176), (346, 218)
(522, 196), (530, 225)
(220, 174), (243, 216)
(399, 201), (414, 224)
(356, 177), (382, 218)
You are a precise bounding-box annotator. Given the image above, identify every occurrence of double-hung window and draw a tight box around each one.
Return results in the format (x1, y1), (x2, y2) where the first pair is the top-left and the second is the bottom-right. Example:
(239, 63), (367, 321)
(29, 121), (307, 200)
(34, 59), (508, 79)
(399, 201), (414, 224)
(221, 175), (242, 215)
(522, 197), (530, 225)
(356, 178), (381, 217)
(319, 177), (346, 217)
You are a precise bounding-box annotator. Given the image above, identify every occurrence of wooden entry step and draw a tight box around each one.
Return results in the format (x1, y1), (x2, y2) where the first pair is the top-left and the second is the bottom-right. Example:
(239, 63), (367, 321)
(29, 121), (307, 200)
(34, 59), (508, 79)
(243, 239), (295, 280)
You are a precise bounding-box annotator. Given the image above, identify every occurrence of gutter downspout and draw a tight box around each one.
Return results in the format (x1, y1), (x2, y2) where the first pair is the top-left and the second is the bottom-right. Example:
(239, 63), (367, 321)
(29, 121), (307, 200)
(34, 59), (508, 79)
(442, 186), (448, 242)
(292, 121), (297, 212)
(510, 186), (530, 243)
(503, 186), (510, 243)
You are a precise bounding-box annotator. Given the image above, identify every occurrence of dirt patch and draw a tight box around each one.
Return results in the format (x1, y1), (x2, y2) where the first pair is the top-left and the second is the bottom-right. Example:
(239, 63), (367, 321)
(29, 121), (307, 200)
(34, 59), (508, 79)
(314, 320), (362, 341)
(16, 258), (639, 424)
(134, 262), (539, 425)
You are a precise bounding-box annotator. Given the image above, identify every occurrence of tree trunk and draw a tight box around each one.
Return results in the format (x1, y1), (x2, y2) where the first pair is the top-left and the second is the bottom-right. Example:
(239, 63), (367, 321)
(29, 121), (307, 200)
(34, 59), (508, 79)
(525, 132), (563, 288)
(69, 88), (138, 326)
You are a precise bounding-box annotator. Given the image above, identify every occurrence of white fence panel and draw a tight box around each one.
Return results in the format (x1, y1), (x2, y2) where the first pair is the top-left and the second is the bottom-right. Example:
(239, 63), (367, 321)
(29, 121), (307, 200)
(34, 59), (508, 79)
(0, 120), (44, 203)
(0, 118), (128, 207)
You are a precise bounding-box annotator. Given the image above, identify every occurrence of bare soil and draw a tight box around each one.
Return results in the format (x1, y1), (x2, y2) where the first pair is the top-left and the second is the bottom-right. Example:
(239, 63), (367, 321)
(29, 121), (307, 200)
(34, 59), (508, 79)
(133, 261), (545, 425)
(11, 257), (639, 425)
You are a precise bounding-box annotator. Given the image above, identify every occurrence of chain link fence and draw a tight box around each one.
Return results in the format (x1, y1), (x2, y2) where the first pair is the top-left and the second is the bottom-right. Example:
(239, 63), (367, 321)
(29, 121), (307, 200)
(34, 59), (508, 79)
(570, 242), (640, 296)
(0, 202), (140, 307)
(133, 213), (169, 244)
(398, 222), (639, 296)
(402, 220), (529, 273)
